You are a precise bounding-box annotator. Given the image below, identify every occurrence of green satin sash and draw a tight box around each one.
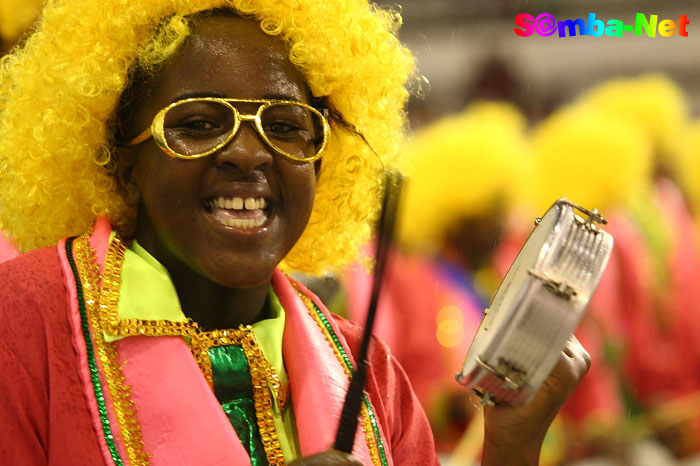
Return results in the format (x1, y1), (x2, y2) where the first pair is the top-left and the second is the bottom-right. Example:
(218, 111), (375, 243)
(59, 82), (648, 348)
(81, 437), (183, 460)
(209, 344), (269, 466)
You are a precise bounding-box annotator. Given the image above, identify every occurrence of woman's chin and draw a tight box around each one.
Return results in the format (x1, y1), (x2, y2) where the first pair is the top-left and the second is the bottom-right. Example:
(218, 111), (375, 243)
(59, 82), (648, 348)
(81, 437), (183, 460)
(203, 259), (279, 290)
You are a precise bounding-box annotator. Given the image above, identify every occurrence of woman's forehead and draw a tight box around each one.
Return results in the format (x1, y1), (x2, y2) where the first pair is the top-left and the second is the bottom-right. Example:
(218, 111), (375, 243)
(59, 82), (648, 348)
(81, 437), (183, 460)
(141, 15), (309, 110)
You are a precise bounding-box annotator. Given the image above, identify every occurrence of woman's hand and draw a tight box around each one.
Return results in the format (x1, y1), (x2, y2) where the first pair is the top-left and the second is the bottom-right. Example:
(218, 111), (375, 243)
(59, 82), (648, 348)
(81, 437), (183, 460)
(288, 449), (362, 466)
(481, 335), (591, 466)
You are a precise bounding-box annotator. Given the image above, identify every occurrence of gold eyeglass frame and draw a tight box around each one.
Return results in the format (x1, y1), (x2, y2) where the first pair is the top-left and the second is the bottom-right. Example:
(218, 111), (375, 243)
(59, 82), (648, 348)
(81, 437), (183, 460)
(126, 97), (331, 163)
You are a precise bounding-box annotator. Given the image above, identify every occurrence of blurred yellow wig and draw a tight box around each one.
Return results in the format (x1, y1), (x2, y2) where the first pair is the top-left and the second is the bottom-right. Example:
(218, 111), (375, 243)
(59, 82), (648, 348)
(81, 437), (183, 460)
(0, 0), (416, 275)
(529, 104), (653, 212)
(679, 120), (700, 213)
(575, 73), (688, 173)
(398, 101), (529, 250)
(0, 0), (43, 42)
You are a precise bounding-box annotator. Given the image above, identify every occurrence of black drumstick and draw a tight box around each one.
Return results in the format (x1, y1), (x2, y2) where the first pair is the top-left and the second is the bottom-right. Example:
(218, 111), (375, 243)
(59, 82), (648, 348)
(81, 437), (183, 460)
(333, 170), (404, 453)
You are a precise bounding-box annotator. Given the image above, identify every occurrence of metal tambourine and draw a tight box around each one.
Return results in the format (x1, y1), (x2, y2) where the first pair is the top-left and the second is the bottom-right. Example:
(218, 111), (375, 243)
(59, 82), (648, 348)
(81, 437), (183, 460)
(456, 198), (613, 406)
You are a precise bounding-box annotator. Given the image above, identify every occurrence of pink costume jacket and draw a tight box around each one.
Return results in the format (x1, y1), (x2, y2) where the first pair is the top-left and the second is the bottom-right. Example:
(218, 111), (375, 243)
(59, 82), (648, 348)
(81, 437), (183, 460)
(0, 219), (438, 466)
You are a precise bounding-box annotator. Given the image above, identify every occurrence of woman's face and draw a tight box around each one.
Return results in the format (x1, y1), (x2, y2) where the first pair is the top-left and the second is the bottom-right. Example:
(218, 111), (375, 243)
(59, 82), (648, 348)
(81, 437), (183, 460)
(118, 15), (317, 288)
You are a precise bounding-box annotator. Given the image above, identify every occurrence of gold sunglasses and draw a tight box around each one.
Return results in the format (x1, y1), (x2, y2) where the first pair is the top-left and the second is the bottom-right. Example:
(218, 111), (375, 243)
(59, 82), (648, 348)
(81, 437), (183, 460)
(126, 97), (330, 163)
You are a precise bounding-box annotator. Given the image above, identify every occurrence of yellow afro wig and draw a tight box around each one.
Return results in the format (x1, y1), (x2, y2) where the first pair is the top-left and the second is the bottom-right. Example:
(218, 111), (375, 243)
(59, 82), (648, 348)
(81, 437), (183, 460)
(0, 0), (416, 276)
(529, 103), (653, 212)
(575, 73), (688, 172)
(398, 101), (529, 250)
(0, 0), (44, 42)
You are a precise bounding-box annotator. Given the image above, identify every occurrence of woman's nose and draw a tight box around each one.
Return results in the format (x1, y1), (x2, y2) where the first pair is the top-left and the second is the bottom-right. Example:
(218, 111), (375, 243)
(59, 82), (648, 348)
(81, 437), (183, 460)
(213, 122), (274, 172)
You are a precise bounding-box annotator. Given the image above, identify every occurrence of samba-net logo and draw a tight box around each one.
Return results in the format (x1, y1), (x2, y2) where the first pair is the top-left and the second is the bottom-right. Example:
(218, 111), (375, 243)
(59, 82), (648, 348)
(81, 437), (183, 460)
(515, 13), (689, 38)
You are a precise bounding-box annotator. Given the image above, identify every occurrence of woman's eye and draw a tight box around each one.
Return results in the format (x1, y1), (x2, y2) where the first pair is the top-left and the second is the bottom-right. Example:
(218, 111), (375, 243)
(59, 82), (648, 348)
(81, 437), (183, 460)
(267, 122), (297, 133)
(177, 119), (218, 132)
(265, 121), (309, 139)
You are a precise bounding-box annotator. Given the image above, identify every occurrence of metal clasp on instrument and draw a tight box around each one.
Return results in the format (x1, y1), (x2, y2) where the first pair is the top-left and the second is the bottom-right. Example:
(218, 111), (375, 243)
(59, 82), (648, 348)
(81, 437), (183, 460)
(560, 198), (607, 232)
(535, 198), (608, 233)
(476, 356), (528, 390)
(527, 269), (578, 300)
(457, 356), (529, 406)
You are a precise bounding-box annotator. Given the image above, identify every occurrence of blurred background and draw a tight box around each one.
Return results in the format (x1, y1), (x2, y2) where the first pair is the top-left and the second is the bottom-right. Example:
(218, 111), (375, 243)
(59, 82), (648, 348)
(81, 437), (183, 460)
(347, 1), (700, 465)
(379, 0), (700, 127)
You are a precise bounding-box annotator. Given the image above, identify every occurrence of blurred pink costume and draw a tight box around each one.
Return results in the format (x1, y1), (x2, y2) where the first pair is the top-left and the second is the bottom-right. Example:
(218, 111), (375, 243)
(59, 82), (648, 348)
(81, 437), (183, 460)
(345, 248), (484, 415)
(0, 231), (19, 264)
(585, 181), (700, 450)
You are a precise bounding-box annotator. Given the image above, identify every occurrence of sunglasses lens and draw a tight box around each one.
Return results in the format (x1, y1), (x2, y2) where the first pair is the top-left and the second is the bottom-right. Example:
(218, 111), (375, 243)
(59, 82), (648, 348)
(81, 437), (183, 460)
(260, 103), (325, 160)
(163, 100), (236, 157)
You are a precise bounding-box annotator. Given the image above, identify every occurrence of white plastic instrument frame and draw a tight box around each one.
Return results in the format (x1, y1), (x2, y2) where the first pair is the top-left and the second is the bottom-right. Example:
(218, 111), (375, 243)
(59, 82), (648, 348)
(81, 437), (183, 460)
(456, 198), (613, 406)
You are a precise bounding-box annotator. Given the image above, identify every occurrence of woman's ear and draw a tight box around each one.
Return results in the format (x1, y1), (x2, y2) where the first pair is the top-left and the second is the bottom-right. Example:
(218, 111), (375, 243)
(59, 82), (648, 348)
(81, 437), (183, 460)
(113, 147), (142, 207)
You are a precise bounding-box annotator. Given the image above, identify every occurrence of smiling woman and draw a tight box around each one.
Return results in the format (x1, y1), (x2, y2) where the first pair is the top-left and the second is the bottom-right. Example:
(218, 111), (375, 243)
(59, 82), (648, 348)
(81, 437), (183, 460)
(0, 1), (589, 465)
(0, 2), (431, 465)
(113, 16), (323, 329)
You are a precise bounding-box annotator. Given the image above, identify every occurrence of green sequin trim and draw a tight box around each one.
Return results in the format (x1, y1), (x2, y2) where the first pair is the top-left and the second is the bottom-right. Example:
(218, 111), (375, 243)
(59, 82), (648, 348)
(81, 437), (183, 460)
(65, 237), (125, 466)
(308, 300), (389, 466)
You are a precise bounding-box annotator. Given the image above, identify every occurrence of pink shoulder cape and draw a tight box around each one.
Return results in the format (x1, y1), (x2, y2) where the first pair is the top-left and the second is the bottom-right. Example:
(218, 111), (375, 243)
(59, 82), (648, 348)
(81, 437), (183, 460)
(58, 218), (392, 466)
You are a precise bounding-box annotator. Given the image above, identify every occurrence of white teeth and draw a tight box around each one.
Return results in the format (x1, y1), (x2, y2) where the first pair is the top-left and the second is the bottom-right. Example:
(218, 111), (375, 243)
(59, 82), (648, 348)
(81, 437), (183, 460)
(219, 217), (266, 229)
(211, 196), (267, 211)
(208, 196), (269, 229)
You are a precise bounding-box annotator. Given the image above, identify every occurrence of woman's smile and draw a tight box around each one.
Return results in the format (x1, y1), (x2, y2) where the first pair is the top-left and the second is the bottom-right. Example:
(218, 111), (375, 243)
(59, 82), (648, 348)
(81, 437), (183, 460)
(203, 186), (274, 232)
(205, 196), (269, 228)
